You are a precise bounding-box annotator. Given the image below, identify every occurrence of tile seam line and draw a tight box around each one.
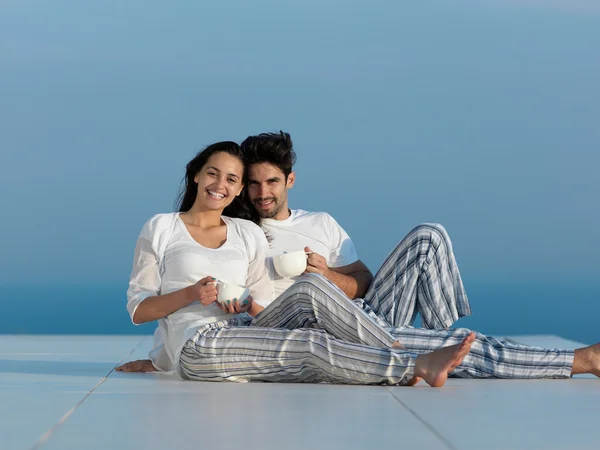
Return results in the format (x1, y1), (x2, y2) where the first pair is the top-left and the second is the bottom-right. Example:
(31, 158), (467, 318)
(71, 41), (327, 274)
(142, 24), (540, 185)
(29, 336), (150, 450)
(385, 387), (460, 450)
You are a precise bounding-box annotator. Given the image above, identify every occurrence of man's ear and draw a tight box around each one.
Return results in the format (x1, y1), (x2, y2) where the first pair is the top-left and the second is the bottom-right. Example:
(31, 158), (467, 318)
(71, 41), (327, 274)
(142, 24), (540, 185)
(286, 171), (296, 188)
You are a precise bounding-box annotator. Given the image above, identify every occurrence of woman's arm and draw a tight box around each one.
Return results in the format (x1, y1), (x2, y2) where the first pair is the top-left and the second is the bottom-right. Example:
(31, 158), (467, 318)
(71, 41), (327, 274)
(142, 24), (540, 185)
(247, 301), (264, 316)
(127, 216), (218, 324)
(132, 288), (194, 324)
(133, 277), (217, 324)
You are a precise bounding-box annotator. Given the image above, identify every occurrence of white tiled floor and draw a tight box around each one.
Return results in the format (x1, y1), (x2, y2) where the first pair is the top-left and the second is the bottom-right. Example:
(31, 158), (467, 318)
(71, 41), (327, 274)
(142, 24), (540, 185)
(1, 334), (596, 450)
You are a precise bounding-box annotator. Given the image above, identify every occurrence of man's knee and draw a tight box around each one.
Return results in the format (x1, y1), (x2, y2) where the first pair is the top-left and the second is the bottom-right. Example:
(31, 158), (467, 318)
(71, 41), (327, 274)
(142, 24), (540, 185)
(282, 273), (325, 297)
(293, 273), (346, 297)
(411, 223), (452, 246)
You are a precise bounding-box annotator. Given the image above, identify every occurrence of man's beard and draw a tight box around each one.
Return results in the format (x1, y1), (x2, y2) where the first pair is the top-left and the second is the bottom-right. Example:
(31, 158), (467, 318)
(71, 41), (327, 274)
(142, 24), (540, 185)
(254, 197), (284, 219)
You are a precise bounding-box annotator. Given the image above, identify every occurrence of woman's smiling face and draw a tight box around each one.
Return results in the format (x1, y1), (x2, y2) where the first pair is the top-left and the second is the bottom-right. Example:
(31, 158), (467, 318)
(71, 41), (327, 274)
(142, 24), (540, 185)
(193, 151), (244, 211)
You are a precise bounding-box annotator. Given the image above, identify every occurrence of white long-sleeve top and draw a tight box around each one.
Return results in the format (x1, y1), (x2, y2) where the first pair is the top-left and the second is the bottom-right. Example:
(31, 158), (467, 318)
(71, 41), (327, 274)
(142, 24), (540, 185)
(127, 213), (273, 377)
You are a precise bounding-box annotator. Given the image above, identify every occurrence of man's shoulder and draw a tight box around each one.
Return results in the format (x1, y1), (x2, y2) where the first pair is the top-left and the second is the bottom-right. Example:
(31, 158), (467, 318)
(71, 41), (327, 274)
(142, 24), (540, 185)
(292, 209), (336, 223)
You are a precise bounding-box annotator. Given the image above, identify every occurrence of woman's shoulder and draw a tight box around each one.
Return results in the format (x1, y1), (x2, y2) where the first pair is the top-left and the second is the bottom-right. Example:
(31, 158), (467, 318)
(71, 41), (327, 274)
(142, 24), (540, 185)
(224, 217), (266, 242)
(224, 216), (262, 233)
(140, 213), (179, 237)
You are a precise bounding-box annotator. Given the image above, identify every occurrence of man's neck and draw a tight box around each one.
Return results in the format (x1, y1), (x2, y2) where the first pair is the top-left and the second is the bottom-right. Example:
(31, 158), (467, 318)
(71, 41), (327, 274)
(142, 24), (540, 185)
(272, 207), (292, 221)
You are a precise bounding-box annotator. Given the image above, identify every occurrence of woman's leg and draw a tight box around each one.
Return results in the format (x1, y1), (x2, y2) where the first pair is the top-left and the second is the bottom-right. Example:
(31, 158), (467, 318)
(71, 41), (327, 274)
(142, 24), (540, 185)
(387, 326), (574, 379)
(179, 320), (477, 386)
(252, 273), (397, 348)
(363, 223), (471, 329)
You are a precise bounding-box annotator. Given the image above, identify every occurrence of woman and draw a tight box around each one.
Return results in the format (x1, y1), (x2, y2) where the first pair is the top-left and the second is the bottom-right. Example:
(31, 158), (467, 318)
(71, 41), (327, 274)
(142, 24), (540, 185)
(127, 141), (272, 373)
(125, 141), (476, 387)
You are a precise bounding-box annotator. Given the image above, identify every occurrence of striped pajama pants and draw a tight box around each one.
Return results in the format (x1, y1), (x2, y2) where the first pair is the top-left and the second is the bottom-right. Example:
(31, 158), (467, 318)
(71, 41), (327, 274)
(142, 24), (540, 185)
(180, 274), (417, 385)
(179, 274), (574, 383)
(387, 326), (573, 379)
(356, 223), (472, 329)
(359, 223), (573, 378)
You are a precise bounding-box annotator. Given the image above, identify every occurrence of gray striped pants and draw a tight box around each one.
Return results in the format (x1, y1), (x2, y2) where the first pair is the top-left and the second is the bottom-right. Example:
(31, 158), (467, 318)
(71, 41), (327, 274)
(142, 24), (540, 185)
(180, 274), (418, 385)
(357, 223), (573, 378)
(180, 273), (574, 382)
(357, 223), (471, 329)
(388, 326), (573, 379)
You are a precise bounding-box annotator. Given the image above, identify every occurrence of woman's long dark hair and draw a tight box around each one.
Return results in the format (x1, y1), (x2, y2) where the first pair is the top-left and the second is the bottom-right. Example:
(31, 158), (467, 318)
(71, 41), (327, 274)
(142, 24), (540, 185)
(175, 141), (260, 225)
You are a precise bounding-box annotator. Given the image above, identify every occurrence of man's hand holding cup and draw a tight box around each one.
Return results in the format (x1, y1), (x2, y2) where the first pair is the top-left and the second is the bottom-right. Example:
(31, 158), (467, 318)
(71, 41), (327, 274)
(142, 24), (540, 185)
(304, 246), (330, 277)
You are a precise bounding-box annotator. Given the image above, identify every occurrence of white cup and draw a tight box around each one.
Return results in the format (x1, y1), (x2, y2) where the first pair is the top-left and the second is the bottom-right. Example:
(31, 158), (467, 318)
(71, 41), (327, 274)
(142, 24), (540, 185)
(272, 251), (309, 278)
(213, 280), (250, 306)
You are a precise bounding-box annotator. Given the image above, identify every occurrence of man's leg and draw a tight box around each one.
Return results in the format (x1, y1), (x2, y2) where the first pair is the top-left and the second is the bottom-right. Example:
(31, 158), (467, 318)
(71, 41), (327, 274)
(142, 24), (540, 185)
(179, 320), (477, 386)
(388, 326), (576, 379)
(362, 223), (471, 329)
(252, 273), (397, 348)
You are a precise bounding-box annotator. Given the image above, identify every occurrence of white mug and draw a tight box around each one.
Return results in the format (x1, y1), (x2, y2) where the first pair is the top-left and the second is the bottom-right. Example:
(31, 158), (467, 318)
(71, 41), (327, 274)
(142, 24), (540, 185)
(272, 251), (310, 278)
(212, 280), (250, 306)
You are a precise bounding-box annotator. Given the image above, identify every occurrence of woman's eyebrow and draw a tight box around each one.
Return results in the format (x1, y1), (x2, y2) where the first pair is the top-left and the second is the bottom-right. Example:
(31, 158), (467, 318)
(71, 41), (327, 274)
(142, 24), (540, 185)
(207, 166), (240, 178)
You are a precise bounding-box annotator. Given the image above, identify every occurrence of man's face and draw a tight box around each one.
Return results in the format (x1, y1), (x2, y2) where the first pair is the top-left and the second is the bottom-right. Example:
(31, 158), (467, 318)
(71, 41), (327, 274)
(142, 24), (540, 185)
(247, 162), (295, 220)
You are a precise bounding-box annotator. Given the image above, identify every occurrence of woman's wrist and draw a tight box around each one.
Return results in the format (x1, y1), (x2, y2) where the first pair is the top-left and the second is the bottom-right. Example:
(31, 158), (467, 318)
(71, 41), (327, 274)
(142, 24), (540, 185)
(248, 302), (264, 317)
(183, 285), (199, 305)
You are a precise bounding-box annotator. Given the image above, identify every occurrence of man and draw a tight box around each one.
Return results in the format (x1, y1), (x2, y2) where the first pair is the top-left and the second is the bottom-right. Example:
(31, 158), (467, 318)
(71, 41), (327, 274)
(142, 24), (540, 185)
(241, 131), (471, 331)
(118, 132), (600, 382)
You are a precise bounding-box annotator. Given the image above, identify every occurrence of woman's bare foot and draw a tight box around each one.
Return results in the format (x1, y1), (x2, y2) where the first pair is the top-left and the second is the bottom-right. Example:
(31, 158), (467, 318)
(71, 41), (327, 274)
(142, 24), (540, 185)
(572, 343), (600, 377)
(116, 359), (157, 372)
(413, 332), (476, 387)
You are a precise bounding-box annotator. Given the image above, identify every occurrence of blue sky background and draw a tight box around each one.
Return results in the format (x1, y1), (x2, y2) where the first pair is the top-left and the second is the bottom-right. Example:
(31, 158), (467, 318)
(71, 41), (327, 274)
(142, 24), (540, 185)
(1, 1), (598, 338)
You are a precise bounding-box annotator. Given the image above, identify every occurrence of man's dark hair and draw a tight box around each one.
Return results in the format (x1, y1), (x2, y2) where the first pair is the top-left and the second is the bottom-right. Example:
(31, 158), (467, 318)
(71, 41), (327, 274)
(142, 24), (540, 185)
(240, 131), (297, 179)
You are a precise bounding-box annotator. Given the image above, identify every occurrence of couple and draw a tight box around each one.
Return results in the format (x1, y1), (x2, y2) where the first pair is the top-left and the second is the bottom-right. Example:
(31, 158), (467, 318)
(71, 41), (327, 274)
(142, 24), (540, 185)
(118, 132), (600, 386)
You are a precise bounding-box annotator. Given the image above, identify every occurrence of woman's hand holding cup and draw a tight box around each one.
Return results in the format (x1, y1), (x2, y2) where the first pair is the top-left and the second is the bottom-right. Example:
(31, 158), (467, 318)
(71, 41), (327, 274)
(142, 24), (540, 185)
(210, 279), (252, 314)
(192, 276), (218, 306)
(217, 294), (254, 314)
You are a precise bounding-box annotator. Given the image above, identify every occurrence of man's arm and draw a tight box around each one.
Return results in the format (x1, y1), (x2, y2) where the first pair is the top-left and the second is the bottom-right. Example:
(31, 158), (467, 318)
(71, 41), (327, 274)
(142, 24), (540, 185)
(328, 260), (373, 299)
(305, 247), (373, 299)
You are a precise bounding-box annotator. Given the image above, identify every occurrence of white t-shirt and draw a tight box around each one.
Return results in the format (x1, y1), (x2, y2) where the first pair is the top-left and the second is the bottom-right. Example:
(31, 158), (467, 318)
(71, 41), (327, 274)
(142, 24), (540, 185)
(261, 209), (359, 298)
(127, 213), (273, 377)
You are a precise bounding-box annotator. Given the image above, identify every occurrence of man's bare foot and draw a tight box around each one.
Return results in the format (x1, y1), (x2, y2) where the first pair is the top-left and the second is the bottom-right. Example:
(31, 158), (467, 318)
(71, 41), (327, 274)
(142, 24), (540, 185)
(392, 341), (422, 385)
(404, 376), (423, 386)
(116, 359), (157, 372)
(572, 343), (600, 377)
(413, 332), (476, 387)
